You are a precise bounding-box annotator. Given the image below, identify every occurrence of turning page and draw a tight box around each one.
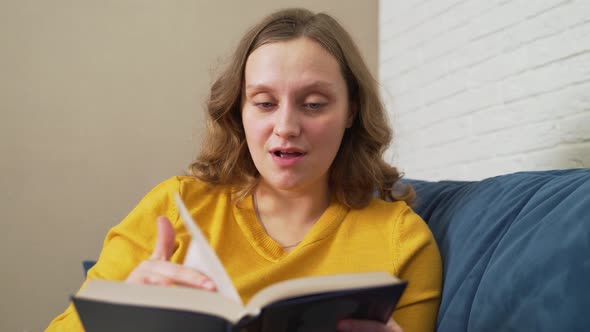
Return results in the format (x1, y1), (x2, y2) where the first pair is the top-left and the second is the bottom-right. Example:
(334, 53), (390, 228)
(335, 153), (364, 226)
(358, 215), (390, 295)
(175, 193), (242, 304)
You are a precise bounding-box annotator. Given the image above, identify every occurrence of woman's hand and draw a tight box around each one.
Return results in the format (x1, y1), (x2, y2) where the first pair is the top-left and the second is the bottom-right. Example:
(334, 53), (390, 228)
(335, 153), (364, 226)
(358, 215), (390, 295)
(337, 317), (403, 332)
(125, 216), (217, 291)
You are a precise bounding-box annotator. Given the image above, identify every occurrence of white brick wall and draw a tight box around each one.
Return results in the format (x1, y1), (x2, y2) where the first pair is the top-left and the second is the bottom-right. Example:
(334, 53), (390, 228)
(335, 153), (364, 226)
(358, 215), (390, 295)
(379, 0), (590, 180)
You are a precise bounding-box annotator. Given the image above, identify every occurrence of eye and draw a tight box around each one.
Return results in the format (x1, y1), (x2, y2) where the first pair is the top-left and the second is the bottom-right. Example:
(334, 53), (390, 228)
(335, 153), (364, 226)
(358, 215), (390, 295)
(304, 102), (324, 110)
(255, 102), (276, 109)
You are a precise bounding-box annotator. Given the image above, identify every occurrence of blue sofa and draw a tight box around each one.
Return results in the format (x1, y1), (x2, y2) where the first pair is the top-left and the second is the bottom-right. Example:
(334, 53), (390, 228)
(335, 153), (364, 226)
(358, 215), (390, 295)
(407, 169), (590, 332)
(83, 169), (590, 331)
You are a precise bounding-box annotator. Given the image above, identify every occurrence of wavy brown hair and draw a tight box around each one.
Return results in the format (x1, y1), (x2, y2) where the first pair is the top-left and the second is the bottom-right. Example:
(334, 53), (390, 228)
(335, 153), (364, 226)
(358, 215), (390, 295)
(189, 8), (414, 208)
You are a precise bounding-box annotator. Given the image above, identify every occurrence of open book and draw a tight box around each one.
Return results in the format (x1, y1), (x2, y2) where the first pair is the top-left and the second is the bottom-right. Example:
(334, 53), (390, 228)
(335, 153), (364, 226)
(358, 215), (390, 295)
(72, 195), (408, 332)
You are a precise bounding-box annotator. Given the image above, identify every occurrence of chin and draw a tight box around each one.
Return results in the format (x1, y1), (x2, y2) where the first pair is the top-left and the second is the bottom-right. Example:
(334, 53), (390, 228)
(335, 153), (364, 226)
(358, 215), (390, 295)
(263, 176), (307, 192)
(260, 168), (328, 192)
(273, 181), (305, 191)
(269, 175), (328, 193)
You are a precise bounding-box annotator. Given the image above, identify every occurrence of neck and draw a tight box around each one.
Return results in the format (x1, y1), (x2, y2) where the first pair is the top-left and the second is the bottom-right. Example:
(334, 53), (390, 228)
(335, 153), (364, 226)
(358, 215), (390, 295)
(253, 180), (331, 249)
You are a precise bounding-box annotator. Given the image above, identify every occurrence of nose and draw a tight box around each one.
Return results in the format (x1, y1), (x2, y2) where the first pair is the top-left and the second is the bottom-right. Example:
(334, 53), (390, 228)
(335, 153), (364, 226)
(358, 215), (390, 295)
(273, 103), (301, 138)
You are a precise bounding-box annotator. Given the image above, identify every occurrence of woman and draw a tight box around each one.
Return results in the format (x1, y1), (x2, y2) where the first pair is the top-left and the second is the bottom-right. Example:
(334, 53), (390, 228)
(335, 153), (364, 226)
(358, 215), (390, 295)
(47, 8), (441, 332)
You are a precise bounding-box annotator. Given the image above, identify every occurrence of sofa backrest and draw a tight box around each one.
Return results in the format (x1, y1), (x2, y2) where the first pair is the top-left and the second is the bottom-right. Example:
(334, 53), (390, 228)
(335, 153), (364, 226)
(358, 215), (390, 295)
(407, 169), (590, 332)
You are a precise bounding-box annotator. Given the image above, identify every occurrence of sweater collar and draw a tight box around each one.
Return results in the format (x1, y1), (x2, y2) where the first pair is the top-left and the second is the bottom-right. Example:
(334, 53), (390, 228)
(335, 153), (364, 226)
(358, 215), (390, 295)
(232, 193), (348, 262)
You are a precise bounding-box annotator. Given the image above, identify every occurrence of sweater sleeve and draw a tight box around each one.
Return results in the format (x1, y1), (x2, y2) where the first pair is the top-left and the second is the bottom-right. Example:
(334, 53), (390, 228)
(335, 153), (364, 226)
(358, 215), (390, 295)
(45, 177), (187, 332)
(391, 206), (442, 332)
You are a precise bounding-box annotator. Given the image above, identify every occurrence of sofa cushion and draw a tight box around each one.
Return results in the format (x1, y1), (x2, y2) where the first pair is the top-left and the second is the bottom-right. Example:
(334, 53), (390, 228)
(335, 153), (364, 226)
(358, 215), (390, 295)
(406, 169), (590, 332)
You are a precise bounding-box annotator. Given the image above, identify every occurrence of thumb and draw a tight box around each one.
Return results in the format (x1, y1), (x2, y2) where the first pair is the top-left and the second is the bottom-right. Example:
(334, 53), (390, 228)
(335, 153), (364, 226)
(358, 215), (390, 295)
(151, 216), (176, 261)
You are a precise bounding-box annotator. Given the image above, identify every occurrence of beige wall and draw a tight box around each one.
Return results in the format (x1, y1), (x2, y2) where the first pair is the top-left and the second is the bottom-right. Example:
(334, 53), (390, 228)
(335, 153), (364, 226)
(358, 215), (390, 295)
(0, 1), (377, 330)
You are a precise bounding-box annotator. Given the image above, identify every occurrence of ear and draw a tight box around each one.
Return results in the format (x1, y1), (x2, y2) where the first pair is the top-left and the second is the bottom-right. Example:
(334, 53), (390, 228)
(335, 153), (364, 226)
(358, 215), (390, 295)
(346, 102), (357, 128)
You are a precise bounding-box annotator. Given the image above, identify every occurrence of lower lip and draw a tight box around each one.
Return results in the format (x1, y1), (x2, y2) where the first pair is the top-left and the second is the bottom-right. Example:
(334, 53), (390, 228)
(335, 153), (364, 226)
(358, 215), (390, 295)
(270, 152), (305, 167)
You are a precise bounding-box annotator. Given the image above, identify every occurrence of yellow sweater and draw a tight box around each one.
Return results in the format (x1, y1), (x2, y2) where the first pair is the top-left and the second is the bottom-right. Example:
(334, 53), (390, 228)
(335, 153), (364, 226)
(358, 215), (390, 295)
(46, 176), (442, 332)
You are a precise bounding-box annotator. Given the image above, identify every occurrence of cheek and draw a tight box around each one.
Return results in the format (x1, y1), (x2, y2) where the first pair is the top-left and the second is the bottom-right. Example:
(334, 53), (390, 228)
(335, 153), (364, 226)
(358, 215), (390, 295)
(242, 112), (270, 147)
(308, 120), (347, 149)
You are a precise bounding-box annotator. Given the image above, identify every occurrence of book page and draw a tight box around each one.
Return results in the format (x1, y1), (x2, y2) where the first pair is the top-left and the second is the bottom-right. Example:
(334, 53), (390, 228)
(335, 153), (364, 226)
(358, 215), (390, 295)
(175, 194), (242, 305)
(77, 279), (247, 323)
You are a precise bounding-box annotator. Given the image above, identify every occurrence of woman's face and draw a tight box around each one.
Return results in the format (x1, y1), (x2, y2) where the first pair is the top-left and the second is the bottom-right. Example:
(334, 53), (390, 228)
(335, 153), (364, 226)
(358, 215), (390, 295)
(242, 37), (353, 193)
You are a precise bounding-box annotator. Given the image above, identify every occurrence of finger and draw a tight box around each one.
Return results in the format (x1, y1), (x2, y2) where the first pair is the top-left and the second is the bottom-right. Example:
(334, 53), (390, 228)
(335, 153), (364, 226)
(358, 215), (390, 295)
(141, 274), (175, 287)
(142, 272), (214, 291)
(151, 216), (175, 261)
(147, 260), (217, 291)
(386, 318), (404, 332)
(156, 263), (216, 290)
(172, 275), (217, 291)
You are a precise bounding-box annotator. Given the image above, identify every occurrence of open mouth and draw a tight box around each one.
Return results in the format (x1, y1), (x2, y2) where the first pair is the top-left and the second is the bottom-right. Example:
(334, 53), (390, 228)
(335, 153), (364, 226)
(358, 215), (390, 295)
(272, 151), (304, 158)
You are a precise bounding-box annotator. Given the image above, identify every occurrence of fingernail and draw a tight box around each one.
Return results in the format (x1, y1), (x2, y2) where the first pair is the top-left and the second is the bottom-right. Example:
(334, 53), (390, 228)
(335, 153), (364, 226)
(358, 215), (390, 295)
(202, 280), (216, 291)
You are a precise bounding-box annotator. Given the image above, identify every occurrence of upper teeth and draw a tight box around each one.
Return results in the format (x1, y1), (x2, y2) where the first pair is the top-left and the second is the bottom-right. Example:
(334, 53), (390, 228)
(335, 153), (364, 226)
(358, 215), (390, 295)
(276, 151), (298, 156)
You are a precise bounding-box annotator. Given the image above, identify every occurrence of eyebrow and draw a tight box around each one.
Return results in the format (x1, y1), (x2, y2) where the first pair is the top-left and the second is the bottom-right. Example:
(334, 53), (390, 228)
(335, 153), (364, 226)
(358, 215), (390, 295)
(245, 81), (336, 94)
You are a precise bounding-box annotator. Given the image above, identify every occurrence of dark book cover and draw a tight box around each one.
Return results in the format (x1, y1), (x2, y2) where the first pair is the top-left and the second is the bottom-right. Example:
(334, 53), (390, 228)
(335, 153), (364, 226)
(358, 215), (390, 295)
(73, 282), (407, 332)
(73, 297), (231, 332)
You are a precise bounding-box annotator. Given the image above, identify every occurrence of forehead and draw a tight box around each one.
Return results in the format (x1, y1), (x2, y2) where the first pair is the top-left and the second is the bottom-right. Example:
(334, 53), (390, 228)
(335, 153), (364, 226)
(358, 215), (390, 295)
(244, 37), (345, 90)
